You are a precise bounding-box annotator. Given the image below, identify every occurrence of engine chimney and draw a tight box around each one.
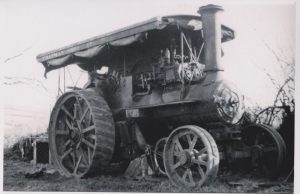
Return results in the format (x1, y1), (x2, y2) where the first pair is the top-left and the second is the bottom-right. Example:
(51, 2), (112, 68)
(198, 4), (224, 81)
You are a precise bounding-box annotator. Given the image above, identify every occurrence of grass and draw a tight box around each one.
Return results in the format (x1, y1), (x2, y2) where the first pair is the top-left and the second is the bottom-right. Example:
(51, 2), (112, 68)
(3, 155), (294, 193)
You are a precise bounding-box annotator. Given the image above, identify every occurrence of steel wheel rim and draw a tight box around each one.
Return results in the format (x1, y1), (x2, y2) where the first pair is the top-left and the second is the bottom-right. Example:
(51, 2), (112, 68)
(154, 137), (167, 175)
(243, 124), (286, 177)
(164, 125), (219, 188)
(49, 92), (97, 177)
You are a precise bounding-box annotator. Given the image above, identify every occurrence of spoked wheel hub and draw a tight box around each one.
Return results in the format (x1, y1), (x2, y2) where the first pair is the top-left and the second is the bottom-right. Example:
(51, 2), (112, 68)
(163, 125), (219, 188)
(178, 150), (191, 167)
(178, 150), (209, 169)
(48, 89), (115, 178)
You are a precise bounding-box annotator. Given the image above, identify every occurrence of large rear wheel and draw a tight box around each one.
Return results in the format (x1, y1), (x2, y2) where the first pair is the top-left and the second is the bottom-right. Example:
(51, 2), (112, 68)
(48, 89), (115, 177)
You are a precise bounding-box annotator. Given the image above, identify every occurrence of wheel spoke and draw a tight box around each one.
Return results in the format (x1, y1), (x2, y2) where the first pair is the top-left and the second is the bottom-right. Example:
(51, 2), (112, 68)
(186, 134), (192, 144)
(171, 161), (181, 170)
(61, 148), (73, 160)
(197, 147), (207, 156)
(74, 154), (83, 174)
(192, 157), (208, 166)
(56, 130), (69, 135)
(65, 119), (73, 130)
(189, 135), (198, 150)
(87, 147), (91, 164)
(80, 108), (89, 123)
(82, 138), (94, 149)
(71, 147), (77, 168)
(198, 165), (206, 178)
(73, 103), (78, 119)
(75, 96), (83, 114)
(82, 125), (95, 134)
(175, 138), (183, 152)
(76, 142), (81, 150)
(62, 105), (74, 120)
(64, 139), (71, 148)
(78, 147), (90, 166)
(76, 120), (83, 132)
(71, 150), (76, 168)
(187, 169), (195, 186)
(182, 169), (188, 181)
(89, 113), (93, 125)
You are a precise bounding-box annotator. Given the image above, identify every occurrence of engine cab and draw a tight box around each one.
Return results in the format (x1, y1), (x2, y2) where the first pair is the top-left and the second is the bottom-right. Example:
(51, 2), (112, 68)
(79, 15), (242, 124)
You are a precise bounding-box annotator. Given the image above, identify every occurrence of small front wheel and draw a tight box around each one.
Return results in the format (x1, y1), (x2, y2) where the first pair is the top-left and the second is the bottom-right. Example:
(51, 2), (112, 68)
(163, 125), (219, 188)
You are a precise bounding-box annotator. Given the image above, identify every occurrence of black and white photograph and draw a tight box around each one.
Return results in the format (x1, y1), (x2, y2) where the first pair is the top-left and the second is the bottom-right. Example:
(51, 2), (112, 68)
(1, 0), (297, 193)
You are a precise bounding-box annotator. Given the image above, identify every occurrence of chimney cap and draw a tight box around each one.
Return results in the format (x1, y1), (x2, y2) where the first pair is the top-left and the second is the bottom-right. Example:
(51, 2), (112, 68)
(198, 4), (224, 14)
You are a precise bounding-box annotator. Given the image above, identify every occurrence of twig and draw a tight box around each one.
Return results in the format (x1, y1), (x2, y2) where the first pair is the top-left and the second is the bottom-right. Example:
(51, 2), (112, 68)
(263, 41), (291, 66)
(4, 46), (33, 63)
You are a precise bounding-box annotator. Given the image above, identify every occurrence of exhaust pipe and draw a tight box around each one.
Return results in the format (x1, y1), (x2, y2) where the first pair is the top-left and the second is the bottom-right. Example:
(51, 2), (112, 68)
(198, 4), (224, 81)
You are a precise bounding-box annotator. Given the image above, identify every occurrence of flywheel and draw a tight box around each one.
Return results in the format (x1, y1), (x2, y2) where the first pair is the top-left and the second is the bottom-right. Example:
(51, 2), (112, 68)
(48, 89), (115, 177)
(163, 125), (219, 188)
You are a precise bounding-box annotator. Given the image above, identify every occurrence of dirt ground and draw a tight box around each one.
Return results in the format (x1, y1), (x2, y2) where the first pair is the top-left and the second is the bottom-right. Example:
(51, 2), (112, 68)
(3, 153), (293, 193)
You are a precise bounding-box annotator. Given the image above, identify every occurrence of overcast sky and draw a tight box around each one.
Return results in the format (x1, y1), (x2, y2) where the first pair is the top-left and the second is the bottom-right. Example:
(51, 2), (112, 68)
(0, 0), (296, 144)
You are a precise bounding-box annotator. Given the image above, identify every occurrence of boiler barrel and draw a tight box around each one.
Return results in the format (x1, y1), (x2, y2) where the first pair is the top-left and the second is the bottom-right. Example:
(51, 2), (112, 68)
(150, 80), (245, 125)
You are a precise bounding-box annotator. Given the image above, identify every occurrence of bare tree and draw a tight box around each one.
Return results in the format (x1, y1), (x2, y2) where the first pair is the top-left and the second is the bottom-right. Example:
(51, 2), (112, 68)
(254, 41), (294, 128)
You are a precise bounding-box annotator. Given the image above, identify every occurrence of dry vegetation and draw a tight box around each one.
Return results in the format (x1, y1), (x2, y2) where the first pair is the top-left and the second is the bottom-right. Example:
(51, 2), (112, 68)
(3, 148), (293, 193)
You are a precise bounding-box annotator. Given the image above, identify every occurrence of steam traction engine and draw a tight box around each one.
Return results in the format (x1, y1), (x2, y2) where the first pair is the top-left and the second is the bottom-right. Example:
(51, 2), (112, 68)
(37, 5), (287, 188)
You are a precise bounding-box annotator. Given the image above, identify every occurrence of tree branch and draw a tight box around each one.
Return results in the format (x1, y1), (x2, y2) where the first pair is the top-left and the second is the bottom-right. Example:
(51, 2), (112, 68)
(4, 46), (33, 63)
